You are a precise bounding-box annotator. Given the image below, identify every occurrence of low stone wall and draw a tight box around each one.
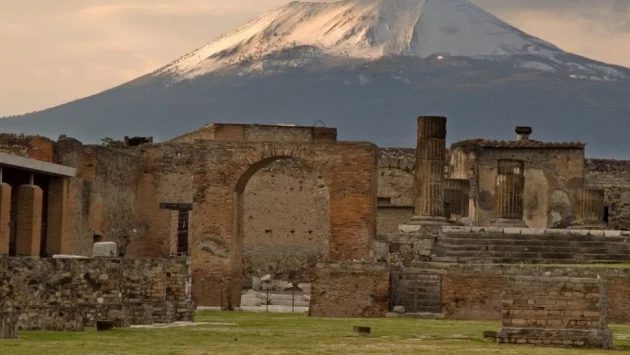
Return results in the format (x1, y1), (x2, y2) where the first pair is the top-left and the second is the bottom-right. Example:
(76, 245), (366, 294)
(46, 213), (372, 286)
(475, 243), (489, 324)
(409, 262), (630, 323)
(0, 256), (194, 331)
(309, 262), (389, 318)
(497, 276), (612, 348)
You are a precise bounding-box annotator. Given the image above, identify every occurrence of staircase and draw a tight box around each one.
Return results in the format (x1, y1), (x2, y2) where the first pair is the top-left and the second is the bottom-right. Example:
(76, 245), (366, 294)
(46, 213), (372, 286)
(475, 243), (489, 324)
(431, 228), (630, 264)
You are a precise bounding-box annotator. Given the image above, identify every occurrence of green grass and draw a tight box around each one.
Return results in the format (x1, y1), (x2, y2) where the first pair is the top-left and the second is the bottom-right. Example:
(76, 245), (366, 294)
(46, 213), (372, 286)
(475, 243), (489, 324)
(2, 311), (630, 354)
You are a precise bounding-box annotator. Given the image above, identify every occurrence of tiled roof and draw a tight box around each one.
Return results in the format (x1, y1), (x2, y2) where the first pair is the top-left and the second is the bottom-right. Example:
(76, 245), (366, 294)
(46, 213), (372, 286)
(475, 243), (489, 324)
(451, 139), (585, 150)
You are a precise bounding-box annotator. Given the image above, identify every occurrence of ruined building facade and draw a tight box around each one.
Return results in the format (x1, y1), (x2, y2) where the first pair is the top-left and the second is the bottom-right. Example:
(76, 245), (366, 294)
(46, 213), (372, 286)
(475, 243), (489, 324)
(0, 121), (629, 308)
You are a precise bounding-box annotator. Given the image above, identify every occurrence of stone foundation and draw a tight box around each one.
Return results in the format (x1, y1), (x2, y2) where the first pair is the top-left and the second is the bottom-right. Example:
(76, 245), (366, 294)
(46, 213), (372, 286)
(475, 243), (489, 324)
(16, 307), (84, 331)
(0, 255), (194, 331)
(309, 262), (389, 318)
(497, 276), (612, 349)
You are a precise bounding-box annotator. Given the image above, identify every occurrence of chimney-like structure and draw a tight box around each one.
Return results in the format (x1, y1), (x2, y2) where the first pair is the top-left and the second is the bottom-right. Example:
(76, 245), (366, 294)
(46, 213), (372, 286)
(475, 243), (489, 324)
(407, 116), (450, 226)
(515, 126), (532, 141)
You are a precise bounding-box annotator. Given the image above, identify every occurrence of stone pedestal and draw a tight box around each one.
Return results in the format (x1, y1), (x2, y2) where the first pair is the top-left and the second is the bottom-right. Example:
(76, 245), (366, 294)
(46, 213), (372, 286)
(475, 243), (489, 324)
(15, 184), (43, 257)
(0, 183), (11, 255)
(570, 189), (607, 230)
(493, 160), (526, 227)
(405, 116), (450, 227)
(92, 242), (118, 257)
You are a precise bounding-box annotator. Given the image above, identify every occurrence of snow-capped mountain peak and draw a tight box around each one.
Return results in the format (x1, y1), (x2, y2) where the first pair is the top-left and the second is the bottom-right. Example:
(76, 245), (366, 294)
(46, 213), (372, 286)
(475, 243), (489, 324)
(157, 0), (561, 79)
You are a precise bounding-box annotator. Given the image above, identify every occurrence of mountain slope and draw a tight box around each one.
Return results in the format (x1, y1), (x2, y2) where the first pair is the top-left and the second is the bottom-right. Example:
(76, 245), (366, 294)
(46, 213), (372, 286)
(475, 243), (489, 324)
(1, 0), (630, 158)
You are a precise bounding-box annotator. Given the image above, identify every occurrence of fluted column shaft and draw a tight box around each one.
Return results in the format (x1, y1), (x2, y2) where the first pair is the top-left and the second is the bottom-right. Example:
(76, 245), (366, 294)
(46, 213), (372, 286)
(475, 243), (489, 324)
(414, 117), (447, 218)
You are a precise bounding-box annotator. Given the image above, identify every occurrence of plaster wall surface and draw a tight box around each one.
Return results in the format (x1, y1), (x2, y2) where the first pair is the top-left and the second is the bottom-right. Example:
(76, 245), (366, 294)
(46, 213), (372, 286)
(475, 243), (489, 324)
(450, 146), (585, 228)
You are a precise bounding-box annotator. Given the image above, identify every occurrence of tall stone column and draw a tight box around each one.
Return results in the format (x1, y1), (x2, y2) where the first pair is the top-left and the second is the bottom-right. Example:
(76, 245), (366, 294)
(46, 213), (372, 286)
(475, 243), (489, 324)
(409, 116), (449, 226)
(16, 184), (43, 257)
(444, 179), (470, 221)
(571, 188), (606, 229)
(493, 160), (526, 227)
(0, 182), (11, 255)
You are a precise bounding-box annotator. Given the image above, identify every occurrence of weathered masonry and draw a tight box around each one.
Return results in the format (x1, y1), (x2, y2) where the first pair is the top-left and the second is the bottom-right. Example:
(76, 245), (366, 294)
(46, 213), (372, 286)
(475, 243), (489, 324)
(498, 276), (612, 349)
(0, 125), (377, 308)
(0, 255), (194, 331)
(0, 149), (77, 258)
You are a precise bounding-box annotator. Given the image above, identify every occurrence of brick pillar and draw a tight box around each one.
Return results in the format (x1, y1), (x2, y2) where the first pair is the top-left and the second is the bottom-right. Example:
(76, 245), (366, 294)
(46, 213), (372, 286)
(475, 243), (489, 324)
(16, 184), (43, 256)
(0, 183), (11, 255)
(47, 177), (73, 255)
(570, 188), (606, 229)
(444, 179), (470, 221)
(493, 160), (526, 227)
(409, 116), (449, 226)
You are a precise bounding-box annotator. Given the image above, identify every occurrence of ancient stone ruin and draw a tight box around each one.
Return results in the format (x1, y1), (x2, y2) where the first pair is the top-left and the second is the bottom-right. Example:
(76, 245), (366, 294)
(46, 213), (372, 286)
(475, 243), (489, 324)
(0, 115), (630, 347)
(498, 276), (612, 349)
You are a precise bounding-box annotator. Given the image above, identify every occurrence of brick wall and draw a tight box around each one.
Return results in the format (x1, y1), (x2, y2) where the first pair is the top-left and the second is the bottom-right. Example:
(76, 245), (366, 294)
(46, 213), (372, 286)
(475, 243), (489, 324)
(54, 140), (142, 256)
(189, 140), (377, 306)
(498, 276), (612, 348)
(377, 148), (415, 236)
(243, 159), (330, 284)
(0, 255), (193, 330)
(309, 262), (389, 318)
(413, 262), (630, 323)
(585, 159), (630, 230)
(0, 134), (55, 163)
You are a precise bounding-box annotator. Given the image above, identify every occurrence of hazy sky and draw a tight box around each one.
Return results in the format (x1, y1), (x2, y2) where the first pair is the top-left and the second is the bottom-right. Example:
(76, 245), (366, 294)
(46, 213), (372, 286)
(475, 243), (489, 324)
(1, 0), (629, 116)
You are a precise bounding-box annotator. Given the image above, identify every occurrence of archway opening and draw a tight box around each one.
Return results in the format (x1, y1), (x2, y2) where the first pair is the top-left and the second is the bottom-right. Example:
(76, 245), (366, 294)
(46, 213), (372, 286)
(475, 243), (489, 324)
(233, 157), (330, 309)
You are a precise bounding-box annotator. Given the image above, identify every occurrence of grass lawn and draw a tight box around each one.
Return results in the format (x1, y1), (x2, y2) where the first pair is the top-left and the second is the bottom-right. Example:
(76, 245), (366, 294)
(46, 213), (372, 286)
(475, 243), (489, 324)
(2, 311), (630, 354)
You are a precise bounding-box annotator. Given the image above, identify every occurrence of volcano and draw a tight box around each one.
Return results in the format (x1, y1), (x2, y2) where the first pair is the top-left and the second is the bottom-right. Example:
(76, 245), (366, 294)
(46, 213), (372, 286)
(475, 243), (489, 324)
(2, 0), (629, 157)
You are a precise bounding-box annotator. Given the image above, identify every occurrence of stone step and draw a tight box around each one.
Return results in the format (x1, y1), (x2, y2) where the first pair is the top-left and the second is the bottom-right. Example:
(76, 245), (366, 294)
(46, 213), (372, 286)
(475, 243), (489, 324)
(436, 237), (630, 248)
(440, 233), (630, 243)
(433, 244), (627, 255)
(431, 248), (630, 260)
(431, 256), (630, 264)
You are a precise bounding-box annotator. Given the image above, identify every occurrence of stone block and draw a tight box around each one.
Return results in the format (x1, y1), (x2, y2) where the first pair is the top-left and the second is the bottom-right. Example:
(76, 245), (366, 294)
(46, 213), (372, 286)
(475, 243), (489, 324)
(128, 303), (154, 325)
(92, 242), (118, 257)
(569, 229), (590, 236)
(589, 230), (605, 237)
(503, 228), (522, 235)
(544, 229), (571, 236)
(521, 228), (545, 235)
(0, 311), (18, 339)
(604, 230), (622, 237)
(152, 302), (175, 324)
(17, 307), (84, 331)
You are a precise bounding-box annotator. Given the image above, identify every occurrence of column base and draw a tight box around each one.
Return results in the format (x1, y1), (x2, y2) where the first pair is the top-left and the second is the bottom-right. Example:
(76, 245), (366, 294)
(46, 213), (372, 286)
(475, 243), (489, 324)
(492, 218), (527, 228)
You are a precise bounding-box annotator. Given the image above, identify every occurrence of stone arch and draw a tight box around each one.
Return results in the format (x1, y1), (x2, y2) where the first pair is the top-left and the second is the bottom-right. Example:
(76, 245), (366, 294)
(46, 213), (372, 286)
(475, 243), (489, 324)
(230, 147), (335, 306)
(190, 141), (376, 307)
(232, 155), (330, 298)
